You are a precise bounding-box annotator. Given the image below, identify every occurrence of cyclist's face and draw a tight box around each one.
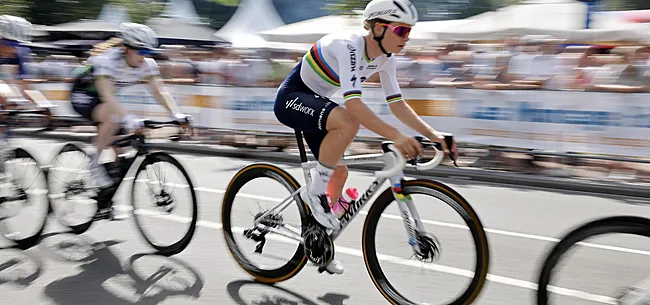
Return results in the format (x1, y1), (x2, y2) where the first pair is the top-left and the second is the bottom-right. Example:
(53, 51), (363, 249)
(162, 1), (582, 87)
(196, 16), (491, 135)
(125, 48), (146, 67)
(376, 22), (411, 53)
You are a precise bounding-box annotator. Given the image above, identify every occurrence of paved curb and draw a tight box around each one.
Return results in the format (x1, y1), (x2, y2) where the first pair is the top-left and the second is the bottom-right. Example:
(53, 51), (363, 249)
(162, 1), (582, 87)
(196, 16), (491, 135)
(14, 129), (650, 199)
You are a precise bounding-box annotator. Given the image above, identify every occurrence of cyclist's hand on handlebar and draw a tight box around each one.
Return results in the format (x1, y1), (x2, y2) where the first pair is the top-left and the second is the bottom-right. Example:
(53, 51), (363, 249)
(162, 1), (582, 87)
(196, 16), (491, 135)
(394, 133), (423, 160)
(430, 133), (450, 155)
(123, 114), (144, 133)
(172, 112), (193, 128)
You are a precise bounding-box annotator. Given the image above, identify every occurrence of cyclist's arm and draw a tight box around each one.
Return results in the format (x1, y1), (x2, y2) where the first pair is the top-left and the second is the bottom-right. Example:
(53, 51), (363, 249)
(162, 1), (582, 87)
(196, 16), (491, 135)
(146, 75), (182, 115)
(12, 49), (41, 108)
(336, 42), (402, 141)
(380, 59), (444, 143)
(144, 59), (183, 116)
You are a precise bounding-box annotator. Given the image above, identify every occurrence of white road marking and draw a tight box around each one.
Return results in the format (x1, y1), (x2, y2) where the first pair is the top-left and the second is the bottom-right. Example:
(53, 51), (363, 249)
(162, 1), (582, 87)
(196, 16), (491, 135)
(115, 206), (618, 304)
(115, 183), (650, 257)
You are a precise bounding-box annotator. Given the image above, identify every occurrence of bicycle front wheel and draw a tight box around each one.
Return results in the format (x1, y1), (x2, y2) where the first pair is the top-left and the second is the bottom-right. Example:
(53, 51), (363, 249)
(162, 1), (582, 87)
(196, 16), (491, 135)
(0, 148), (50, 249)
(362, 179), (489, 305)
(130, 152), (198, 256)
(536, 216), (650, 305)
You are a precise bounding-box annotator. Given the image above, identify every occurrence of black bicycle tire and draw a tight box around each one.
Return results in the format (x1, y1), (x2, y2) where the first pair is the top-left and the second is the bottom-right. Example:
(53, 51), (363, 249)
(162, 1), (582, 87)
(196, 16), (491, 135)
(362, 179), (490, 305)
(222, 163), (309, 283)
(0, 148), (50, 249)
(536, 216), (650, 305)
(47, 142), (96, 235)
(130, 152), (198, 257)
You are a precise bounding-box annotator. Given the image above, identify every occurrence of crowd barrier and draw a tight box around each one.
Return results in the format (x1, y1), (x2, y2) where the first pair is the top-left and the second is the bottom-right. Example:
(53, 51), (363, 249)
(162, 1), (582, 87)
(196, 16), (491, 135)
(28, 82), (650, 158)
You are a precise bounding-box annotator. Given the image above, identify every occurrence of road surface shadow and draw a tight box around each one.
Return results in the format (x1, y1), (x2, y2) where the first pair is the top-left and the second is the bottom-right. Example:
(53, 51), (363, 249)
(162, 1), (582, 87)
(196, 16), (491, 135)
(227, 280), (352, 305)
(316, 293), (351, 305)
(42, 239), (203, 305)
(0, 246), (42, 288)
(38, 232), (105, 263)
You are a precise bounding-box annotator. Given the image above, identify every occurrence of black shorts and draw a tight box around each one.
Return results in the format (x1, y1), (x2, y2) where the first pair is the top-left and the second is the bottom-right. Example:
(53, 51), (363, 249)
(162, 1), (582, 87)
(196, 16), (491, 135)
(70, 90), (101, 121)
(274, 61), (338, 160)
(69, 69), (126, 135)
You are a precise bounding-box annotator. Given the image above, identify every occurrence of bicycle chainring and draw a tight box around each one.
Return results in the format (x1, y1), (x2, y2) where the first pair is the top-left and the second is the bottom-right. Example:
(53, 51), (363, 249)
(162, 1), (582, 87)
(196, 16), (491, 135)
(303, 223), (334, 267)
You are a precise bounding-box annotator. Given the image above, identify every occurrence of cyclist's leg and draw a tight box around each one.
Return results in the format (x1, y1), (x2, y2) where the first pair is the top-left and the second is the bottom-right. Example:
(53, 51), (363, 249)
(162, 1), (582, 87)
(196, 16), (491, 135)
(90, 103), (121, 161)
(276, 91), (358, 228)
(303, 108), (358, 205)
(69, 91), (114, 188)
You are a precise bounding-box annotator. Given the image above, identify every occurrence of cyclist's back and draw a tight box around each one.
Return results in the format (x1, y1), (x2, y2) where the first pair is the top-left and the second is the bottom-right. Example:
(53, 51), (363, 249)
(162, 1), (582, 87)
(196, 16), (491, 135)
(70, 46), (159, 122)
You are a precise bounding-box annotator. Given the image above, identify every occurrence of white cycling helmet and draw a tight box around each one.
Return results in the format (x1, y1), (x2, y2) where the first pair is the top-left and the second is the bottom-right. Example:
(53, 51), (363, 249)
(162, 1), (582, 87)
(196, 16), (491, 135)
(117, 22), (158, 50)
(363, 0), (419, 26)
(0, 15), (33, 43)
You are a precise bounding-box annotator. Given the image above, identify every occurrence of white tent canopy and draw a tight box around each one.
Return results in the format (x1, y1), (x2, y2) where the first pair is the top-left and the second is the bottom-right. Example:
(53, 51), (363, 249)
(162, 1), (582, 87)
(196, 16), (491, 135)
(258, 11), (469, 45)
(161, 0), (203, 24)
(435, 0), (648, 42)
(214, 0), (285, 48)
(97, 4), (130, 25)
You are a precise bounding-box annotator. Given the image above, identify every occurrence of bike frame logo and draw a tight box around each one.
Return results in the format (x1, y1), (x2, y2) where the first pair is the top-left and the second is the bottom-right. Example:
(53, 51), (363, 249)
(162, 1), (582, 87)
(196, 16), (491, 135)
(339, 180), (380, 226)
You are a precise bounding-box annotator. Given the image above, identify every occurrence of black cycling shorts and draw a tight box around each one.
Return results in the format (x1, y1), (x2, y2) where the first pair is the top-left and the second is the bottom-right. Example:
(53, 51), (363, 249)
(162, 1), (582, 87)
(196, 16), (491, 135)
(70, 90), (101, 121)
(70, 66), (100, 121)
(274, 61), (339, 160)
(69, 66), (125, 135)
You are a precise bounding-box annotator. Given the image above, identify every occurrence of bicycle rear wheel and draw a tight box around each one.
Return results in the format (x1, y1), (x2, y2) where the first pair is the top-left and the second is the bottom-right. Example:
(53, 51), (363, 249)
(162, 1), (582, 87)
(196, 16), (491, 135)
(362, 179), (489, 305)
(536, 216), (650, 305)
(222, 163), (309, 283)
(0, 148), (50, 249)
(130, 152), (198, 256)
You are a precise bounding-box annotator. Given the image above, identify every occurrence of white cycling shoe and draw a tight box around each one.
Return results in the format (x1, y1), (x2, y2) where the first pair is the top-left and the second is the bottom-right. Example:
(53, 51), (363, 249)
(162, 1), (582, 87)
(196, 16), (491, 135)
(323, 259), (344, 275)
(90, 161), (113, 189)
(300, 189), (341, 231)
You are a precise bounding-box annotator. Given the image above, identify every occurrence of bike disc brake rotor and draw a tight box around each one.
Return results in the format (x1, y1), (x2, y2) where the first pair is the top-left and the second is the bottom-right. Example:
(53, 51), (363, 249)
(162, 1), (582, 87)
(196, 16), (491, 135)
(154, 190), (175, 213)
(303, 223), (334, 267)
(414, 232), (441, 263)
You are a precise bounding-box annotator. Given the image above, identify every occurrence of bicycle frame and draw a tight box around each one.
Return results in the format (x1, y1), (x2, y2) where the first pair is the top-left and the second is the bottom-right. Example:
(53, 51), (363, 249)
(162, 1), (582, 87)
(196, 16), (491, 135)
(252, 131), (440, 255)
(95, 133), (160, 201)
(86, 121), (183, 202)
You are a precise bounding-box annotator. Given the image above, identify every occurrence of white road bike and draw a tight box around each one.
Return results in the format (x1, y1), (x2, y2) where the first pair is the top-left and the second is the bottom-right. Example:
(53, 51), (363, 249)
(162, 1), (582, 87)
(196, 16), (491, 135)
(222, 132), (490, 305)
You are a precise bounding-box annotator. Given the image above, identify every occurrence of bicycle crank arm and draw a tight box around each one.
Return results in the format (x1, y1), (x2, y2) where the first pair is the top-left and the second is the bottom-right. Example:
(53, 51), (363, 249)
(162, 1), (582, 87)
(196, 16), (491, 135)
(618, 276), (650, 305)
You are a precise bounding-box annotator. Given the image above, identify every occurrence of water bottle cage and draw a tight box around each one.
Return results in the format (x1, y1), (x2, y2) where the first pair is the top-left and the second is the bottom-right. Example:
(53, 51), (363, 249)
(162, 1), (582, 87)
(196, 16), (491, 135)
(338, 198), (354, 215)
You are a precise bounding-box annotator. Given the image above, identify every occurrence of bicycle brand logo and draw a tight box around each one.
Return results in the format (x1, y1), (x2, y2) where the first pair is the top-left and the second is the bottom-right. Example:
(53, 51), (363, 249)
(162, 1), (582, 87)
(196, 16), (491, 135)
(286, 97), (315, 116)
(340, 180), (380, 226)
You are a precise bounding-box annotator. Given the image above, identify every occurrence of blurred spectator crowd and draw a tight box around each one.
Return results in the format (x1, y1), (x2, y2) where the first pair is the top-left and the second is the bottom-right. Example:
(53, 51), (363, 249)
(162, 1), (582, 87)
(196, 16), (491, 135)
(20, 35), (650, 93)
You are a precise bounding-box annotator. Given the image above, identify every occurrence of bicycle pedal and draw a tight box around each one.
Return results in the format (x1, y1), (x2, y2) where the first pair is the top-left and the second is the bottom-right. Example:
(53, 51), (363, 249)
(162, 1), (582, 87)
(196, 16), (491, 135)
(317, 266), (334, 275)
(93, 208), (114, 221)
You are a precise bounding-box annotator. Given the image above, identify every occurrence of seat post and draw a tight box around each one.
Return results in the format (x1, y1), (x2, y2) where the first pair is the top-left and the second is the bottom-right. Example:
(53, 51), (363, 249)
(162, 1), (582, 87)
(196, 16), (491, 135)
(294, 130), (308, 163)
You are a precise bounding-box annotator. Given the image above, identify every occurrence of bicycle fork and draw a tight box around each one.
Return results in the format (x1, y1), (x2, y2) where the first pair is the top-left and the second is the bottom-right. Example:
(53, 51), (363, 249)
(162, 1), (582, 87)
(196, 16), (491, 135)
(390, 177), (426, 256)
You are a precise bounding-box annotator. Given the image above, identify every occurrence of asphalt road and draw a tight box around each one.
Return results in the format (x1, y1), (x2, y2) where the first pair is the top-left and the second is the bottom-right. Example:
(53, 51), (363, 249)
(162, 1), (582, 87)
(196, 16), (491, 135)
(0, 138), (649, 305)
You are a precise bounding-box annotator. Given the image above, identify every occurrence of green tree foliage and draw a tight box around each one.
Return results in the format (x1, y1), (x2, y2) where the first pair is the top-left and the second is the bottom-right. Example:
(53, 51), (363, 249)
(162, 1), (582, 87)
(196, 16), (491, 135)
(29, 0), (105, 25)
(0, 0), (31, 19)
(207, 0), (240, 6)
